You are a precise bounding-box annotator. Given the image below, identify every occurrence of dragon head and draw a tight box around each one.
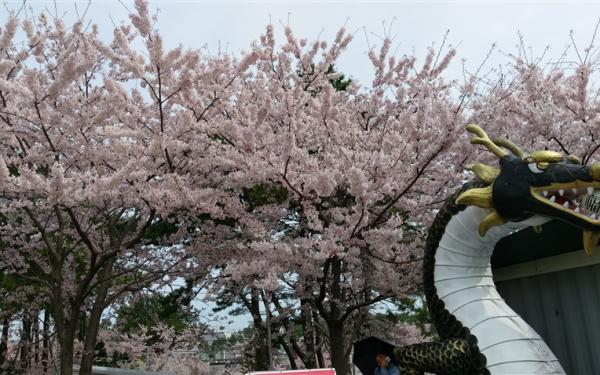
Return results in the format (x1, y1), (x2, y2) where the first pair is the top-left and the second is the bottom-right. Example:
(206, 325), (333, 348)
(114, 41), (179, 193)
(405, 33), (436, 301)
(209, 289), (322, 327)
(457, 124), (600, 255)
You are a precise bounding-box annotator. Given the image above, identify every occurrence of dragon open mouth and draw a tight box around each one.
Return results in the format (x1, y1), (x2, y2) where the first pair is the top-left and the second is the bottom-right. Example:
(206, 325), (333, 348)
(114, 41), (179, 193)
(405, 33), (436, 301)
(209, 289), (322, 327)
(532, 184), (600, 222)
(531, 183), (600, 254)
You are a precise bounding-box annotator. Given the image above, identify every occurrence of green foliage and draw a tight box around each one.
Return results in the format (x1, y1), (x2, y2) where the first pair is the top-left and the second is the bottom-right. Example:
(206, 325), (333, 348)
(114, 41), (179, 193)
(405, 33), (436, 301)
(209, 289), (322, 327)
(0, 273), (17, 291)
(196, 212), (238, 228)
(35, 164), (49, 177)
(118, 295), (191, 334)
(297, 63), (351, 97)
(7, 164), (19, 177)
(93, 284), (203, 368)
(242, 183), (289, 211)
(114, 284), (201, 342)
(381, 295), (433, 336)
(326, 64), (352, 92)
(0, 271), (43, 311)
(143, 217), (179, 245)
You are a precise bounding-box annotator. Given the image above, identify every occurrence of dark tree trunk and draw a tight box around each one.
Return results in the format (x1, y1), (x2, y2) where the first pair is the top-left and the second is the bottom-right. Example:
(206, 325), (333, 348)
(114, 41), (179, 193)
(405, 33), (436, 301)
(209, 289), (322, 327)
(79, 261), (113, 375)
(241, 290), (269, 371)
(78, 310), (86, 342)
(314, 310), (325, 369)
(20, 315), (32, 370)
(316, 338), (325, 368)
(0, 316), (10, 366)
(300, 298), (318, 368)
(329, 321), (350, 375)
(278, 337), (298, 369)
(58, 319), (77, 375)
(42, 310), (50, 373)
(253, 329), (270, 371)
(327, 259), (350, 375)
(51, 288), (80, 375)
(33, 310), (40, 364)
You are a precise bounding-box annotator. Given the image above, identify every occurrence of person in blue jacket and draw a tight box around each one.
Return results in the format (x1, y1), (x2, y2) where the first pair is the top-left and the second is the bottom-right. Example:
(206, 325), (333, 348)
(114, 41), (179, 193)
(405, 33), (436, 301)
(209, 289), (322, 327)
(374, 353), (400, 375)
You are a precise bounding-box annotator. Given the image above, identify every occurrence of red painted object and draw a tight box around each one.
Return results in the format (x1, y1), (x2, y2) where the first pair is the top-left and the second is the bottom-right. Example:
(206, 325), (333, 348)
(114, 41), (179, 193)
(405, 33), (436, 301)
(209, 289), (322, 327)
(246, 369), (336, 375)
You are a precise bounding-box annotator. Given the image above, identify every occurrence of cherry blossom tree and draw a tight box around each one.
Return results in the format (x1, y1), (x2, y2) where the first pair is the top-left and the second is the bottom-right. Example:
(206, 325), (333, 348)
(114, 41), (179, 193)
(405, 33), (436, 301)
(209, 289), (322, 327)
(0, 2), (251, 374)
(468, 37), (600, 163)
(205, 24), (476, 374)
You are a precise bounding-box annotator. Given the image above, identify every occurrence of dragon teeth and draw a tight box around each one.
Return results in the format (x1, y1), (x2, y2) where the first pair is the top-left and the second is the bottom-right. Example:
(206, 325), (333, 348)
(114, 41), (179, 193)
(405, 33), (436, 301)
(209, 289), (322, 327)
(550, 196), (556, 202)
(559, 189), (565, 196)
(542, 191), (549, 197)
(575, 207), (581, 213)
(573, 188), (579, 194)
(588, 187), (594, 194)
(563, 201), (569, 208)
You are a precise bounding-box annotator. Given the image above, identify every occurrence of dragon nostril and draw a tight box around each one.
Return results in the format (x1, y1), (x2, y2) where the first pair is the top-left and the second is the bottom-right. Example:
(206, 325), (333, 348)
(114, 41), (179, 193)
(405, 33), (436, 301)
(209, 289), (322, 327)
(592, 162), (600, 181)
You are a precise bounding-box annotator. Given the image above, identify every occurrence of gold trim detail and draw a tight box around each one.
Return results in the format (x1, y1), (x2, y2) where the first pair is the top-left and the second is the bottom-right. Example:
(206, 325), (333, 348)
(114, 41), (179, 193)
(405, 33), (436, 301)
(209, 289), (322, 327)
(583, 230), (600, 256)
(591, 162), (600, 180)
(528, 150), (564, 163)
(479, 210), (505, 236)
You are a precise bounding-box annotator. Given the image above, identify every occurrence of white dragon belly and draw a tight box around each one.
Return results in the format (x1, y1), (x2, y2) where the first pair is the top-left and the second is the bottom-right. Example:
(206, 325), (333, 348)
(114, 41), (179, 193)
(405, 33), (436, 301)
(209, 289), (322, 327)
(434, 206), (566, 374)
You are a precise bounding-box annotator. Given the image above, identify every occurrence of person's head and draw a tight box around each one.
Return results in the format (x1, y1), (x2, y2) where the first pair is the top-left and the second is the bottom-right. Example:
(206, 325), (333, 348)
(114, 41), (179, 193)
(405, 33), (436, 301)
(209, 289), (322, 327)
(375, 353), (389, 366)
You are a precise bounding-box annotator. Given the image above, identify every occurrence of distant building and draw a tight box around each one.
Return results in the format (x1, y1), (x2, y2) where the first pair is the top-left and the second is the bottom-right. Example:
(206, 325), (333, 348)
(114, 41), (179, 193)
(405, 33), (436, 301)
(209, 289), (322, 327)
(198, 331), (238, 365)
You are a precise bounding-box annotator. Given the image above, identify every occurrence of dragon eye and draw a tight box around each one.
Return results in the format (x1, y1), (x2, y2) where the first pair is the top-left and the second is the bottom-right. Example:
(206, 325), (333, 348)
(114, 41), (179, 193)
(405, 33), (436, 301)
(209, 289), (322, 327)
(528, 163), (544, 174)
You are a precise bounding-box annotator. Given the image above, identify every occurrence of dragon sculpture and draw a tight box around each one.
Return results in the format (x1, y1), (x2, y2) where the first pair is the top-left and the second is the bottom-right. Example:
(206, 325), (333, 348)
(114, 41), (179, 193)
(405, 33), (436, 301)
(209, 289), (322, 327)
(392, 124), (600, 375)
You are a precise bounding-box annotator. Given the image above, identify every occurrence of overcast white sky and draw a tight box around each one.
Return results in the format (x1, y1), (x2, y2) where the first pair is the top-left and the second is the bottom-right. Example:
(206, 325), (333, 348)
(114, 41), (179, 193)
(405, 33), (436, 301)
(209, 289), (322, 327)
(4, 1), (600, 85)
(3, 0), (600, 330)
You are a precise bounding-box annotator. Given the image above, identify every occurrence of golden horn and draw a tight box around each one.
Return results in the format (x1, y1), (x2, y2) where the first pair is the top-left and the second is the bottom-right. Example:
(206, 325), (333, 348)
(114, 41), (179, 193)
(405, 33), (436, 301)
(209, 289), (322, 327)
(465, 124), (509, 158)
(492, 137), (525, 158)
(591, 162), (600, 181)
(456, 185), (494, 209)
(479, 210), (505, 236)
(567, 155), (582, 165)
(583, 230), (600, 256)
(466, 163), (500, 184)
(528, 150), (564, 163)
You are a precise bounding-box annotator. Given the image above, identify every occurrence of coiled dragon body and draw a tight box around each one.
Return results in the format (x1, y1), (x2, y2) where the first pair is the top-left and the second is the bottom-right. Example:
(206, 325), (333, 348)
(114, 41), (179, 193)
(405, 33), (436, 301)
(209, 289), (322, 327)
(393, 125), (600, 374)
